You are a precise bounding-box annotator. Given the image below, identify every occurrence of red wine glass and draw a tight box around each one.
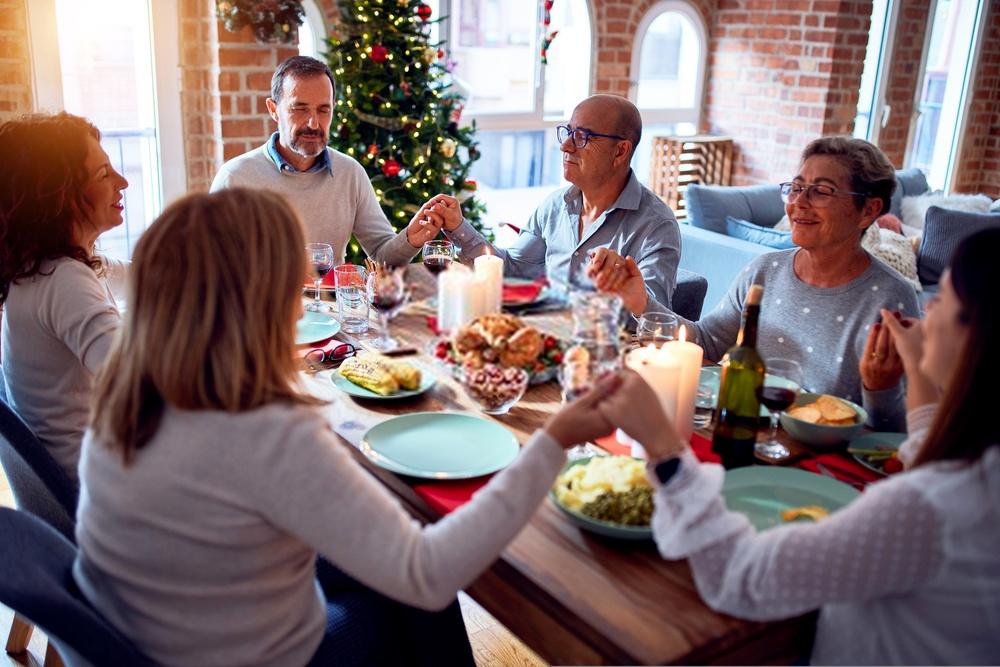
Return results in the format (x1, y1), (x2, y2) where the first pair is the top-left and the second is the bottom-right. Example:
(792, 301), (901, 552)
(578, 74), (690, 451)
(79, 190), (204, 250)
(756, 358), (803, 460)
(422, 240), (455, 278)
(366, 266), (407, 351)
(306, 243), (335, 312)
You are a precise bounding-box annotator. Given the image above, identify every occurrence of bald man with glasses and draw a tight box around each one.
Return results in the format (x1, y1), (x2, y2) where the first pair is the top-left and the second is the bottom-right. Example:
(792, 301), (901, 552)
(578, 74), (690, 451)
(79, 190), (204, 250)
(423, 94), (681, 315)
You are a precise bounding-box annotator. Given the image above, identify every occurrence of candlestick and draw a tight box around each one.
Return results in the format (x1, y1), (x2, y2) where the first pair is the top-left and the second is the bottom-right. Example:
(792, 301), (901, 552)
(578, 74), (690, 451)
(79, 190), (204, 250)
(661, 325), (704, 444)
(622, 344), (681, 458)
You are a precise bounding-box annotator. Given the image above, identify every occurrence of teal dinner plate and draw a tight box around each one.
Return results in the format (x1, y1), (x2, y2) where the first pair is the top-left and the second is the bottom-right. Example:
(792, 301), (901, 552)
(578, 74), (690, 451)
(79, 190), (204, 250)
(295, 311), (341, 346)
(332, 364), (436, 400)
(699, 366), (798, 418)
(721, 466), (859, 531)
(360, 412), (520, 479)
(849, 432), (907, 476)
(549, 456), (652, 541)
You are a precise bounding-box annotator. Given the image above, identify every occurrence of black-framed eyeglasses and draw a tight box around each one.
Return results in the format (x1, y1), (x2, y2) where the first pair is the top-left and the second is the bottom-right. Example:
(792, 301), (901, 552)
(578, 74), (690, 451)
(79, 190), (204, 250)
(779, 181), (869, 208)
(303, 343), (356, 372)
(556, 124), (626, 149)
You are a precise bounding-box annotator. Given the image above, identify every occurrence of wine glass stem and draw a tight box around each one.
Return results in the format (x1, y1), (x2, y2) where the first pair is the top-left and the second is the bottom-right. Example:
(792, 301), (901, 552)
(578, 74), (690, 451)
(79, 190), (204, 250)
(314, 279), (322, 303)
(380, 312), (390, 345)
(769, 412), (780, 441)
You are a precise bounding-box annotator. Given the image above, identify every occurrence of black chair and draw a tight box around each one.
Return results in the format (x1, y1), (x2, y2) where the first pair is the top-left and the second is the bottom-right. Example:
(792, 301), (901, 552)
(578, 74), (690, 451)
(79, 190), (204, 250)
(0, 508), (155, 666)
(0, 398), (78, 660)
(673, 269), (709, 321)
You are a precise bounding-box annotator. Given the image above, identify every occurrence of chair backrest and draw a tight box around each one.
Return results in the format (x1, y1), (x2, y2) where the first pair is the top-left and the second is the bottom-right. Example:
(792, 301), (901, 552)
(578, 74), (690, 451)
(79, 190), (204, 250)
(0, 508), (156, 667)
(673, 269), (709, 322)
(0, 399), (77, 541)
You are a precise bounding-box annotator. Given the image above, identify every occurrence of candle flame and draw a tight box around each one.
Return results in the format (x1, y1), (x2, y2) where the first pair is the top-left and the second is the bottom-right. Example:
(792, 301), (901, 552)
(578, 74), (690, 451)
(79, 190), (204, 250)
(679, 325), (687, 342)
(483, 247), (492, 257)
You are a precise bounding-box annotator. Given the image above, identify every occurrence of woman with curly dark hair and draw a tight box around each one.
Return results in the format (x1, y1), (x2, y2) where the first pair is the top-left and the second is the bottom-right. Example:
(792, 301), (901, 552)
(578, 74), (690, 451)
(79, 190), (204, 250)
(0, 111), (128, 481)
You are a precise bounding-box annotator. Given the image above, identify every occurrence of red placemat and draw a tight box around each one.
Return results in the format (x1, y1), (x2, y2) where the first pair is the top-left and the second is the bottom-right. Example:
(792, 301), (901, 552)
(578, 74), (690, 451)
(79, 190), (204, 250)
(502, 279), (545, 305)
(797, 452), (881, 488)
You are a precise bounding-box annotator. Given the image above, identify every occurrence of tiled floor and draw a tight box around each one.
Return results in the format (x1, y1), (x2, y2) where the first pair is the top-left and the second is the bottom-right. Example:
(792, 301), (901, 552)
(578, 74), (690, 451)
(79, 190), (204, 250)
(0, 468), (545, 667)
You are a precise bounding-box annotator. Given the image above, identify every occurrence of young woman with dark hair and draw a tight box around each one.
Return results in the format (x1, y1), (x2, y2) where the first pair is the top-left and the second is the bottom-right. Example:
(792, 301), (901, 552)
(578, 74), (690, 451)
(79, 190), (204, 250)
(0, 111), (128, 480)
(601, 228), (1000, 664)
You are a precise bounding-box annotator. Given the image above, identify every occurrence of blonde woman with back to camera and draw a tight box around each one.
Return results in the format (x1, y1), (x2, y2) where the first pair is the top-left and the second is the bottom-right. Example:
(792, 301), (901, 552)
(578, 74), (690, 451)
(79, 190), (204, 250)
(74, 188), (630, 666)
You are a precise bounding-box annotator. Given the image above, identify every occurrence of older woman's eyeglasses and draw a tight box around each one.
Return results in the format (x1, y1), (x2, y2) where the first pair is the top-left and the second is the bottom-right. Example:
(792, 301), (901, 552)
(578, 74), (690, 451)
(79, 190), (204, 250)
(779, 181), (869, 207)
(303, 343), (356, 372)
(556, 125), (626, 149)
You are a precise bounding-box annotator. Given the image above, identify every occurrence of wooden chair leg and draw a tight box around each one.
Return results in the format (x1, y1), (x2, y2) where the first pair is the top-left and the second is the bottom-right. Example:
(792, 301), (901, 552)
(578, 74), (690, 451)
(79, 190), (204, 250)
(43, 640), (65, 667)
(5, 614), (33, 654)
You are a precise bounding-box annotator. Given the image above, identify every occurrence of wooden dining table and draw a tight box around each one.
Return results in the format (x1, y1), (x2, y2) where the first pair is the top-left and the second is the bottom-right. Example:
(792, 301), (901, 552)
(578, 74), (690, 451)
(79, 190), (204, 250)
(302, 267), (818, 666)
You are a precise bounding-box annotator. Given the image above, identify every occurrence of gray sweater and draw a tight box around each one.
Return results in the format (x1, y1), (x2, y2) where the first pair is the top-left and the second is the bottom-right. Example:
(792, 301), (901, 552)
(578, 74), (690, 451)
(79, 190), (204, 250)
(688, 249), (919, 430)
(73, 404), (565, 667)
(210, 144), (419, 267)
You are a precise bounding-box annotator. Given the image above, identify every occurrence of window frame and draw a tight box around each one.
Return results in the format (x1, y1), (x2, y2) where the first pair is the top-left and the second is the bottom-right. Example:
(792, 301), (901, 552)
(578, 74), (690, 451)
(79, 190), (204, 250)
(853, 0), (901, 143)
(628, 0), (707, 128)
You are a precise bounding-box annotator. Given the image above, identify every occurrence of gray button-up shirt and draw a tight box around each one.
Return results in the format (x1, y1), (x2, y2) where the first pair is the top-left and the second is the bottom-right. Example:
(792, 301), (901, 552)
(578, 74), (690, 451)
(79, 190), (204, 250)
(445, 171), (681, 311)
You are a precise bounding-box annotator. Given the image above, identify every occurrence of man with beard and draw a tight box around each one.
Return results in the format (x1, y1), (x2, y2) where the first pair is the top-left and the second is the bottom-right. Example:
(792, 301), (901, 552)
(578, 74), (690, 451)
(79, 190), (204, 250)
(210, 56), (443, 265)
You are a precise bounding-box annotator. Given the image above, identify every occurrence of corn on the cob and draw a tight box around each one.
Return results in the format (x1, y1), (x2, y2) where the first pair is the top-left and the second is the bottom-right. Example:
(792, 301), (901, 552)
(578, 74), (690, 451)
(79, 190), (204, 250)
(369, 354), (421, 390)
(339, 356), (399, 395)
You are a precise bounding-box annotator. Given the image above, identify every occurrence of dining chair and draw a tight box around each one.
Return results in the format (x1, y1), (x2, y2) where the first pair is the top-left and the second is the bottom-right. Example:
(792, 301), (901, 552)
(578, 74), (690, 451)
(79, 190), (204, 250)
(0, 398), (79, 660)
(0, 508), (156, 667)
(673, 269), (709, 322)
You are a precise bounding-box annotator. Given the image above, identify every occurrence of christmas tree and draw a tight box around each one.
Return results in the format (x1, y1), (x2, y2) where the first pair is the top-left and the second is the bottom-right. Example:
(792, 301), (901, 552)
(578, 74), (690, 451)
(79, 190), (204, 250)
(327, 0), (487, 264)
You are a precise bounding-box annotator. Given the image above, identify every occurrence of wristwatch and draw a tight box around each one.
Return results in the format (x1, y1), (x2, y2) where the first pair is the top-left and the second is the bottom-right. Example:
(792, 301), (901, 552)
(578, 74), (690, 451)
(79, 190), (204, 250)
(649, 457), (682, 485)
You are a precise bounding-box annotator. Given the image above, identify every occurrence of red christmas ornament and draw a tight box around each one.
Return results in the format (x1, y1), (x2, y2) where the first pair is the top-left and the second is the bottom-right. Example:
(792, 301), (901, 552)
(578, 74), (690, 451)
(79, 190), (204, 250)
(367, 143), (378, 155)
(382, 159), (401, 177)
(417, 3), (432, 21)
(370, 44), (388, 63)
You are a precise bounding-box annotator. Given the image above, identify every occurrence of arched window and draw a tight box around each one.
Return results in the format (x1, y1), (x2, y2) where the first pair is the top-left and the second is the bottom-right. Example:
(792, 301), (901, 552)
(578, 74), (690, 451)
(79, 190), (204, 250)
(630, 1), (707, 184)
(298, 0), (328, 60)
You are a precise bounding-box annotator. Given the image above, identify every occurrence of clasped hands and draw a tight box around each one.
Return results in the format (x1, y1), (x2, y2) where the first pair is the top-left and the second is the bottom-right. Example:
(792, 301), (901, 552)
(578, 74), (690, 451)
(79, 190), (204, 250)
(544, 370), (686, 462)
(585, 248), (648, 315)
(405, 194), (464, 247)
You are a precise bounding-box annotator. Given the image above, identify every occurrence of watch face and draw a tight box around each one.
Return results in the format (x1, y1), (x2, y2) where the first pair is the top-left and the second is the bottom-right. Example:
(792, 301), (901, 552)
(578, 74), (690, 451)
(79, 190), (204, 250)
(654, 457), (681, 484)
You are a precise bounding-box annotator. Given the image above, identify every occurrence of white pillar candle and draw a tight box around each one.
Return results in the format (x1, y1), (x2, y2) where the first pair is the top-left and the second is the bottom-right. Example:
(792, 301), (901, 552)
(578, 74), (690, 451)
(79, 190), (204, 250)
(474, 252), (504, 314)
(438, 264), (475, 333)
(621, 344), (681, 458)
(660, 325), (704, 444)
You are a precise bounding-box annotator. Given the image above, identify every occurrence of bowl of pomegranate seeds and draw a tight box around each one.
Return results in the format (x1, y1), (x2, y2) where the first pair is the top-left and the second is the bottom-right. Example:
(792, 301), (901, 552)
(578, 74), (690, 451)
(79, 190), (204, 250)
(458, 364), (529, 415)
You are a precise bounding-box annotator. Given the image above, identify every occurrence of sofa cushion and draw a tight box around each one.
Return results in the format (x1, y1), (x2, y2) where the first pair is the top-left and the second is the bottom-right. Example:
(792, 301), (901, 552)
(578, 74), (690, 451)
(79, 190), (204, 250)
(685, 184), (784, 235)
(889, 168), (930, 217)
(901, 192), (992, 230)
(918, 206), (1000, 284)
(725, 216), (795, 249)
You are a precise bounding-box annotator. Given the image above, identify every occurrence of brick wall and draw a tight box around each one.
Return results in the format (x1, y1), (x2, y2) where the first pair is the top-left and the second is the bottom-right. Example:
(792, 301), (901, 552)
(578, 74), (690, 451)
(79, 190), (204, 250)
(179, 0), (223, 193)
(952, 0), (1000, 198)
(877, 0), (931, 167)
(0, 0), (33, 121)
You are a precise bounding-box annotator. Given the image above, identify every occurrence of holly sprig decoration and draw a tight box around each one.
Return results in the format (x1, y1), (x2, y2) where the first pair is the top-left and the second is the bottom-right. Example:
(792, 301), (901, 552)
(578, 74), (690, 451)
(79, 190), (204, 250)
(215, 0), (305, 44)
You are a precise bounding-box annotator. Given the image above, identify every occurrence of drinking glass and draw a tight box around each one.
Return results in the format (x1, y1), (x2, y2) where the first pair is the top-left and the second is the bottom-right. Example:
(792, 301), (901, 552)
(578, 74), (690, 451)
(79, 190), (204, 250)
(367, 266), (407, 351)
(755, 358), (803, 461)
(693, 368), (718, 429)
(422, 240), (455, 278)
(334, 265), (369, 334)
(635, 311), (678, 347)
(305, 243), (335, 312)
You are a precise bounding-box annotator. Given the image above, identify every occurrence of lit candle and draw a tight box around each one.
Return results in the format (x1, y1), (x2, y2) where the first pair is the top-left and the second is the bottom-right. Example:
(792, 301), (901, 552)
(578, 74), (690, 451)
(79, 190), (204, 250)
(621, 344), (681, 458)
(474, 251), (503, 314)
(660, 325), (704, 444)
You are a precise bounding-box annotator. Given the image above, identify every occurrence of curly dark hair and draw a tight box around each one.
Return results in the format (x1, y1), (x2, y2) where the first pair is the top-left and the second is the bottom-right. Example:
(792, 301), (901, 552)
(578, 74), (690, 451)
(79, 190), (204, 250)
(0, 112), (104, 306)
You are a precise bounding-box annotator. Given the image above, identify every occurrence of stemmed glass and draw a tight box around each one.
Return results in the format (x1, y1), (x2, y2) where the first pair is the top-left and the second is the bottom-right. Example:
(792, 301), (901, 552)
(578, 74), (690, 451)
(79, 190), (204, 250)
(422, 240), (455, 278)
(366, 265), (407, 351)
(756, 358), (803, 461)
(305, 243), (334, 312)
(635, 311), (678, 347)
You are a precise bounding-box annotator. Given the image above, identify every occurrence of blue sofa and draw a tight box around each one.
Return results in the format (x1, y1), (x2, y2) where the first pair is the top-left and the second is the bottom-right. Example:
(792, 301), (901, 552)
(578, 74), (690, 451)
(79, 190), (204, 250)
(679, 169), (931, 313)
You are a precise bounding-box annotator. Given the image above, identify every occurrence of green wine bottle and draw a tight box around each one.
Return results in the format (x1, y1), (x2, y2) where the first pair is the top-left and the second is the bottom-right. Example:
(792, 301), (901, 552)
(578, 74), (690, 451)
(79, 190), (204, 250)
(711, 284), (766, 469)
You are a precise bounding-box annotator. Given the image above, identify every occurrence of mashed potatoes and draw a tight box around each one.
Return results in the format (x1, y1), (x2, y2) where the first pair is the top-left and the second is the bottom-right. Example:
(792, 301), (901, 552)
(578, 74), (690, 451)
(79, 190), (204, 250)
(553, 456), (651, 511)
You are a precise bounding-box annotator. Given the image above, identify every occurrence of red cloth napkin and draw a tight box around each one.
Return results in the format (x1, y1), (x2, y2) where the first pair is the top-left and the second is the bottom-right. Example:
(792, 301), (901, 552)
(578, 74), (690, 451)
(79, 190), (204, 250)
(595, 431), (721, 464)
(798, 452), (881, 487)
(502, 279), (546, 305)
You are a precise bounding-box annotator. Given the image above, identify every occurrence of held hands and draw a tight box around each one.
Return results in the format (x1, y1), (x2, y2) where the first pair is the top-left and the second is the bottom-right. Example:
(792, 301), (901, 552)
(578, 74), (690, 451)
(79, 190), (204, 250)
(860, 311), (907, 391)
(406, 194), (464, 248)
(586, 249), (648, 315)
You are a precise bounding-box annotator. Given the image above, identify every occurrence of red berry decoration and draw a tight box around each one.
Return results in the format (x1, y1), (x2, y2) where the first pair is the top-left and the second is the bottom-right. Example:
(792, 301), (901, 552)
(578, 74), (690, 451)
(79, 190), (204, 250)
(417, 3), (432, 21)
(381, 159), (401, 177)
(370, 44), (388, 63)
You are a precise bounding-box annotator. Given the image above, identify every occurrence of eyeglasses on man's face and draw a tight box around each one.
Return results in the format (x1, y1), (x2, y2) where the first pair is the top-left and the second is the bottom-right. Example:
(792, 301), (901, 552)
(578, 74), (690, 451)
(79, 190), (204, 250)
(556, 124), (626, 149)
(303, 343), (356, 372)
(779, 181), (869, 208)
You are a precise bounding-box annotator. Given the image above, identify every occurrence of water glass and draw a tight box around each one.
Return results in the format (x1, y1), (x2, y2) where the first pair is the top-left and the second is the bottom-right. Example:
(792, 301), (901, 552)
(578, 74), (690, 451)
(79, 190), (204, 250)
(334, 264), (369, 334)
(694, 369), (718, 429)
(636, 311), (678, 347)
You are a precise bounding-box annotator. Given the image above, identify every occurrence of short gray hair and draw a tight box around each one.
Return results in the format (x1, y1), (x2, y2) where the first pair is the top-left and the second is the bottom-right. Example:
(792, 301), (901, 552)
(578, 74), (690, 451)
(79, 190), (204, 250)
(270, 56), (336, 102)
(801, 136), (896, 216)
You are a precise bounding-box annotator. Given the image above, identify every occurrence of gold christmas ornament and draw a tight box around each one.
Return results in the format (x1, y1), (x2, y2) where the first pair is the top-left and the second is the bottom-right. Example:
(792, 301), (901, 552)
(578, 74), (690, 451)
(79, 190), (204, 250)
(423, 47), (437, 64)
(440, 138), (457, 158)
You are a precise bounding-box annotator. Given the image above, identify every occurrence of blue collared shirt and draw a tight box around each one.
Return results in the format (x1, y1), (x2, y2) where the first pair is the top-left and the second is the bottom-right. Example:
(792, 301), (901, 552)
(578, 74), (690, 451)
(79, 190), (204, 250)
(445, 170), (681, 311)
(264, 132), (333, 175)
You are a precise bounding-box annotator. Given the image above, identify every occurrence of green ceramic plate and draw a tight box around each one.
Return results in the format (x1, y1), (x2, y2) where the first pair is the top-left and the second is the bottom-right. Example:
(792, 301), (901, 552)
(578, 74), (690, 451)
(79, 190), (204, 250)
(549, 456), (653, 541)
(700, 366), (799, 418)
(721, 466), (860, 531)
(332, 364), (436, 400)
(849, 432), (907, 476)
(360, 412), (520, 479)
(295, 311), (341, 346)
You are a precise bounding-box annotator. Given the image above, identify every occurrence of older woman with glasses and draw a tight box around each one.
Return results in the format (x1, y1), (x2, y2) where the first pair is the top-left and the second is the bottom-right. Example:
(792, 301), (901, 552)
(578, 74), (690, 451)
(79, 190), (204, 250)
(612, 136), (919, 431)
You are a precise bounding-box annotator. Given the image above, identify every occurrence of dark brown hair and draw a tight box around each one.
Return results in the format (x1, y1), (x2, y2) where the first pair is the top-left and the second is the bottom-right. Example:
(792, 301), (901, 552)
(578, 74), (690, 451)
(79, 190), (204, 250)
(801, 136), (896, 217)
(913, 227), (1000, 467)
(0, 112), (103, 306)
(270, 55), (336, 102)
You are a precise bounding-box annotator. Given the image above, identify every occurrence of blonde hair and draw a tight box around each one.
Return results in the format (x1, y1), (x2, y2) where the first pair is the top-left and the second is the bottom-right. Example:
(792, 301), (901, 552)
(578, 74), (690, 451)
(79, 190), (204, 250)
(92, 188), (320, 462)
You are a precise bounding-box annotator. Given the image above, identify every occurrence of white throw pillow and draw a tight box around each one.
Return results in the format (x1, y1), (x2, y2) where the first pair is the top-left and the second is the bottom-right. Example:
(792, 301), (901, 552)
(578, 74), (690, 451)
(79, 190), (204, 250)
(991, 198), (1000, 212)
(899, 193), (993, 230)
(862, 224), (921, 291)
(774, 215), (790, 231)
